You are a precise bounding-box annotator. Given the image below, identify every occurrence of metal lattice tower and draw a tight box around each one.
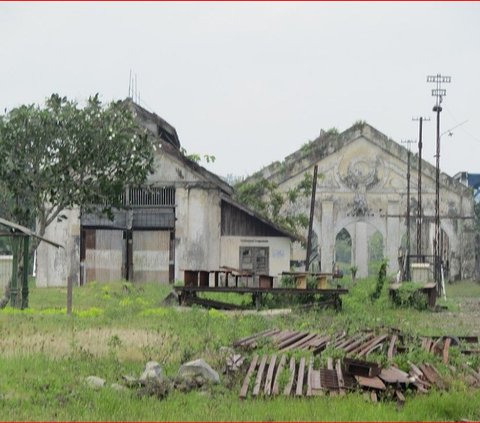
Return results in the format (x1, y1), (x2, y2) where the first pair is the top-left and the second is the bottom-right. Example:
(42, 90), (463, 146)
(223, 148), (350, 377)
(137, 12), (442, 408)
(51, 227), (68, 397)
(412, 116), (430, 260)
(427, 74), (451, 287)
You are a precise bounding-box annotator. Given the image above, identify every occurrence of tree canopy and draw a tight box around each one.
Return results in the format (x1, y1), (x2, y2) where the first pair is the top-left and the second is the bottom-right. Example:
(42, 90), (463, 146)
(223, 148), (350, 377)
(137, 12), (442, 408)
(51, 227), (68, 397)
(0, 94), (154, 237)
(234, 172), (315, 240)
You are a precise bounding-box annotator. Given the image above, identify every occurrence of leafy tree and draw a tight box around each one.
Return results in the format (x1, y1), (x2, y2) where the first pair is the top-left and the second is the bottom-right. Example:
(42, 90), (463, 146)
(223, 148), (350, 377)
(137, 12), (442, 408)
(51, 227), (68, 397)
(0, 94), (154, 237)
(0, 94), (154, 307)
(234, 172), (315, 239)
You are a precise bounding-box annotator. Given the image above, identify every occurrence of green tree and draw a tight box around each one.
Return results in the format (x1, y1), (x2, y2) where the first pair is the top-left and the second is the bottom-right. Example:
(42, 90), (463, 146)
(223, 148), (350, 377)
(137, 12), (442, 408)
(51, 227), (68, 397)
(234, 171), (315, 239)
(0, 94), (153, 237)
(0, 94), (154, 306)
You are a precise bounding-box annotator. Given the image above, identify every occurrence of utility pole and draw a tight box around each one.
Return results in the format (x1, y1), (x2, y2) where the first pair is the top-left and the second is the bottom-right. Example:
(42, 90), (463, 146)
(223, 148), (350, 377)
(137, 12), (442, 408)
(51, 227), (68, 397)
(305, 165), (318, 271)
(427, 73), (451, 289)
(412, 116), (430, 261)
(402, 139), (415, 281)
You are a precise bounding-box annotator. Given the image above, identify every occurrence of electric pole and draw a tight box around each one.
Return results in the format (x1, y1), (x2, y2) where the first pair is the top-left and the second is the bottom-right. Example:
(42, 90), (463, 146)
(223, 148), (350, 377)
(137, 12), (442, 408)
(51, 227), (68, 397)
(427, 73), (451, 289)
(305, 164), (318, 271)
(402, 139), (415, 281)
(412, 116), (430, 261)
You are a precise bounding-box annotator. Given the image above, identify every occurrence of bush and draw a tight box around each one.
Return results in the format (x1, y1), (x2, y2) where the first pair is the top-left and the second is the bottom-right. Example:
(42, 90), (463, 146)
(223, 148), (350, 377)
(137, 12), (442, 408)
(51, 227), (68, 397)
(391, 282), (428, 310)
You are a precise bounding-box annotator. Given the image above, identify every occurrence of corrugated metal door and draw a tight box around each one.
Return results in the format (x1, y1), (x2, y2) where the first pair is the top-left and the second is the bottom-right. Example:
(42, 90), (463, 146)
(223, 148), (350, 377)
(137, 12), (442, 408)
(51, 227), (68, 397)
(84, 229), (125, 283)
(132, 230), (170, 283)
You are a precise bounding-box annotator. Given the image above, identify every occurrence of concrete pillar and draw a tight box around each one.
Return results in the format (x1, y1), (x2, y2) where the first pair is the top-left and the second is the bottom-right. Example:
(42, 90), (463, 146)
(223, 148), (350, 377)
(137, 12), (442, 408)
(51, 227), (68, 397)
(320, 200), (334, 273)
(386, 201), (400, 274)
(354, 221), (368, 278)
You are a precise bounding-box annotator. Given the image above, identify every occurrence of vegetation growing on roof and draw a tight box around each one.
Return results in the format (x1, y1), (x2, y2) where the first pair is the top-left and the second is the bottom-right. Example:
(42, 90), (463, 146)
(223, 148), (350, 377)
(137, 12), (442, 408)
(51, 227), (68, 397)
(234, 171), (317, 239)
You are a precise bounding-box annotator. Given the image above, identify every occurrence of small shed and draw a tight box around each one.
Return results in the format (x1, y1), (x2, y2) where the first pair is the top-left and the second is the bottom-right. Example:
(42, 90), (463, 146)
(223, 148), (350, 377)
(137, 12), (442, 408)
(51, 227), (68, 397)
(0, 217), (62, 308)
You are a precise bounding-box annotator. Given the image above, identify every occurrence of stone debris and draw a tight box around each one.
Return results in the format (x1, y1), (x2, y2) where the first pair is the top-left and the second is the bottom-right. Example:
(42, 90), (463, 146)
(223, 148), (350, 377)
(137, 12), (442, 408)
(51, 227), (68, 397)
(110, 383), (128, 392)
(178, 358), (220, 384)
(85, 376), (106, 390)
(139, 361), (165, 385)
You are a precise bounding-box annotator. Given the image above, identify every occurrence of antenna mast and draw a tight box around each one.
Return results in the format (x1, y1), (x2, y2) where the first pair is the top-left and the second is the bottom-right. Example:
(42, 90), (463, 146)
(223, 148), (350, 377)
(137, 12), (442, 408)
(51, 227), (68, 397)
(426, 73), (451, 289)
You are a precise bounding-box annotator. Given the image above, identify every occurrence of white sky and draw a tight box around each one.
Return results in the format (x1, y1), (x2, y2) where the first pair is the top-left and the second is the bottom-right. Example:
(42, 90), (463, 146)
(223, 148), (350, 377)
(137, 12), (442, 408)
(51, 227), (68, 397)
(1, 2), (480, 179)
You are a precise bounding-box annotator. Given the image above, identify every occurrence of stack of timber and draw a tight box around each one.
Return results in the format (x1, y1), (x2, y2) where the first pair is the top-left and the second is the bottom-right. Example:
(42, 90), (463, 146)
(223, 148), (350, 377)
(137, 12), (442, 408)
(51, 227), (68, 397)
(235, 329), (480, 402)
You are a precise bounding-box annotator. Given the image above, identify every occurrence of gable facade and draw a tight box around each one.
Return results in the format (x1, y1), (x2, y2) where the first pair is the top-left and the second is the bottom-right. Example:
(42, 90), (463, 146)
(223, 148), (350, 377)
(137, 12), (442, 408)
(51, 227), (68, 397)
(248, 123), (475, 280)
(36, 102), (292, 287)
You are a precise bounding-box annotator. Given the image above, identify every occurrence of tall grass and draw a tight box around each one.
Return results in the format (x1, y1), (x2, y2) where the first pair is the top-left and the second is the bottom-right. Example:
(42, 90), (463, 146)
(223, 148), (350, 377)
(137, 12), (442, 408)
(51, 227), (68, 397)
(0, 279), (479, 421)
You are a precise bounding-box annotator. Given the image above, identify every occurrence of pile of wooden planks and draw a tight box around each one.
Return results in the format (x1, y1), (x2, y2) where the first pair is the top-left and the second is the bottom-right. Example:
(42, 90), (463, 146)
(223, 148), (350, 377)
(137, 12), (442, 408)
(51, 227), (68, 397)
(239, 353), (446, 401)
(235, 328), (480, 402)
(234, 329), (399, 359)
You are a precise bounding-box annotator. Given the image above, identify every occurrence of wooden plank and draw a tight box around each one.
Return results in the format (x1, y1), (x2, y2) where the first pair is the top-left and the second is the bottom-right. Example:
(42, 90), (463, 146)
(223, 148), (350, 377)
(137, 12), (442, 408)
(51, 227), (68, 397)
(327, 357), (334, 370)
(272, 355), (287, 395)
(278, 332), (309, 349)
(343, 333), (373, 354)
(233, 328), (279, 347)
(283, 357), (296, 396)
(327, 357), (337, 396)
(357, 335), (389, 357)
(331, 333), (347, 347)
(355, 375), (386, 390)
(443, 337), (451, 364)
(252, 355), (268, 397)
(335, 359), (346, 396)
(431, 337), (443, 355)
(387, 334), (398, 360)
(395, 389), (406, 407)
(263, 355), (277, 396)
(425, 363), (446, 389)
(306, 356), (314, 397)
(239, 354), (259, 399)
(273, 330), (296, 343)
(295, 357), (306, 396)
(281, 333), (318, 352)
(310, 370), (322, 394)
(365, 342), (385, 357)
(379, 367), (410, 384)
(349, 333), (379, 354)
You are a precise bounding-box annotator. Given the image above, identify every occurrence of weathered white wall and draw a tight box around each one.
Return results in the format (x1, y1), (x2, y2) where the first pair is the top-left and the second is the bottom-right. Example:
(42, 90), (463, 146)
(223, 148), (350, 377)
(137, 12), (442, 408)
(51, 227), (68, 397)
(254, 125), (475, 280)
(0, 256), (13, 289)
(36, 208), (80, 287)
(220, 236), (290, 277)
(175, 187), (222, 279)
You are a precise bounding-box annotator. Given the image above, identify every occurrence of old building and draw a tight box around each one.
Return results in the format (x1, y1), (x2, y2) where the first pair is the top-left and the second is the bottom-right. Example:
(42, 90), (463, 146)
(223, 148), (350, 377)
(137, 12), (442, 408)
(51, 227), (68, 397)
(36, 102), (293, 287)
(245, 123), (475, 280)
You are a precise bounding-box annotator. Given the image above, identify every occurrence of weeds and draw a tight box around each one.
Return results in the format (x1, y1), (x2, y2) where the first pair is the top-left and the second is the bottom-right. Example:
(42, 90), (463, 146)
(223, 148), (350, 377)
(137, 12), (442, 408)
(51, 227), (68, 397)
(0, 280), (480, 421)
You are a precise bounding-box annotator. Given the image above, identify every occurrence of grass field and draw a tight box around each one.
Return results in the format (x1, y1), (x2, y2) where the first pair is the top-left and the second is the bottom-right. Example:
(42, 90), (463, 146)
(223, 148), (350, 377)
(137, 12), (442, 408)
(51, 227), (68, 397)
(1, 277), (480, 421)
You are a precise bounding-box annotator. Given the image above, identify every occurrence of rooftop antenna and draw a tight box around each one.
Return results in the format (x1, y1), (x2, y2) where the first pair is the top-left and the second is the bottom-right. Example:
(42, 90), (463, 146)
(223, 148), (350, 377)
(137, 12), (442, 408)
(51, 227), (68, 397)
(128, 69), (132, 98)
(427, 73), (451, 290)
(401, 139), (416, 281)
(135, 74), (138, 103)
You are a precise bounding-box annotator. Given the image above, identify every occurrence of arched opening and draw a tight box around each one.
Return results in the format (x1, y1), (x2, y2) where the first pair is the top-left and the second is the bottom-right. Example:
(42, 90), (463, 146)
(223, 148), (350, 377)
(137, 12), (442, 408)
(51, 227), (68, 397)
(335, 228), (352, 275)
(368, 230), (384, 276)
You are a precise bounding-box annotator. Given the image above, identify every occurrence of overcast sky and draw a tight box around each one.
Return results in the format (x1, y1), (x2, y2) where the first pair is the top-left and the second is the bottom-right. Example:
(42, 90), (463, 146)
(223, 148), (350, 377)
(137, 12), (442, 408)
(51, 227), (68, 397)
(1, 2), (479, 179)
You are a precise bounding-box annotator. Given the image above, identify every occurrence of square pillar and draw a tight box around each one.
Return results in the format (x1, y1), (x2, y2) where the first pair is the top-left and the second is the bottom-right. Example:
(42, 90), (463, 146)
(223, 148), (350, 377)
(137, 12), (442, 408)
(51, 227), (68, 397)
(320, 200), (334, 273)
